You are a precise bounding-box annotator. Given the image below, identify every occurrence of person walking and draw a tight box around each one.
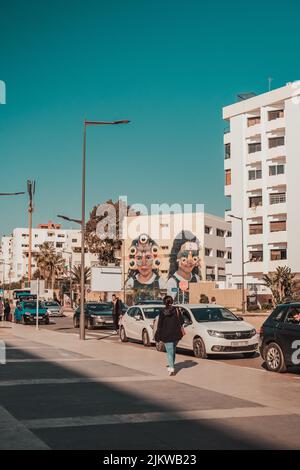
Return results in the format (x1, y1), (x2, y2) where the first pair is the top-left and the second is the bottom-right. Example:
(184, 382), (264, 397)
(0, 299), (4, 322)
(4, 299), (11, 322)
(112, 294), (123, 334)
(154, 295), (184, 376)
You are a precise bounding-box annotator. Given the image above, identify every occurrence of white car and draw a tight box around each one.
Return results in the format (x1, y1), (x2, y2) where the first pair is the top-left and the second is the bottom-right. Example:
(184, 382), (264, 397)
(155, 304), (258, 359)
(119, 304), (165, 347)
(43, 301), (64, 317)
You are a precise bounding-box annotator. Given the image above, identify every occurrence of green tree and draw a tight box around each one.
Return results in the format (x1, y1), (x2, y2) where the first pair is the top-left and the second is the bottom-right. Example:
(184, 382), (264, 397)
(34, 242), (65, 289)
(263, 266), (296, 305)
(71, 265), (91, 286)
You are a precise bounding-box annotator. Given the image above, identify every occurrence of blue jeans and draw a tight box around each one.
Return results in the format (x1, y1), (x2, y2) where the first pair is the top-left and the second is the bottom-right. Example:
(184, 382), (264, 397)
(165, 341), (178, 369)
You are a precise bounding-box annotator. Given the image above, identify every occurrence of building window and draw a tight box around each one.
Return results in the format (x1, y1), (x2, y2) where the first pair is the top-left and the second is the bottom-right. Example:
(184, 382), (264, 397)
(269, 136), (285, 148)
(268, 110), (284, 121)
(225, 169), (231, 186)
(269, 164), (285, 176)
(247, 116), (261, 127)
(72, 239), (78, 243)
(249, 223), (263, 235)
(227, 251), (232, 260)
(161, 246), (169, 250)
(269, 193), (286, 205)
(227, 230), (232, 237)
(21, 244), (29, 248)
(225, 143), (231, 159)
(249, 251), (263, 262)
(270, 249), (287, 261)
(205, 248), (212, 256)
(56, 242), (63, 248)
(216, 229), (225, 237)
(57, 234), (65, 238)
(205, 226), (212, 235)
(249, 196), (262, 208)
(270, 220), (286, 232)
(248, 169), (262, 180)
(248, 142), (261, 154)
(217, 250), (225, 258)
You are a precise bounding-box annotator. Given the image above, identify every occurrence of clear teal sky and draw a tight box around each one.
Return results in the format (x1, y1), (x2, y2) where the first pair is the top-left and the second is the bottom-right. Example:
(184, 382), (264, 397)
(1, 0), (300, 235)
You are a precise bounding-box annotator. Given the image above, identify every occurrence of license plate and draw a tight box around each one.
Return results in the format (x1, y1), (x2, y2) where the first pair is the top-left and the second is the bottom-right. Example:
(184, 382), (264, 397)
(231, 341), (248, 347)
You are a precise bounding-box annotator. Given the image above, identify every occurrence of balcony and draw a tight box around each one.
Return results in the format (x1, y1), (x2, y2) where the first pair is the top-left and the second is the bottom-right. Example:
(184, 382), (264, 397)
(268, 193), (287, 215)
(267, 173), (286, 188)
(246, 261), (264, 273)
(266, 117), (285, 133)
(247, 150), (262, 164)
(247, 233), (263, 245)
(245, 123), (261, 138)
(248, 205), (263, 217)
(247, 178), (262, 192)
(268, 230), (287, 244)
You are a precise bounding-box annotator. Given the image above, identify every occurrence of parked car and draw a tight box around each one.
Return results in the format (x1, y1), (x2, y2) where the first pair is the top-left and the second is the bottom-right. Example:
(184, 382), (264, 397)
(73, 302), (126, 330)
(14, 300), (49, 325)
(43, 301), (63, 317)
(259, 302), (300, 373)
(120, 304), (165, 346)
(154, 304), (258, 358)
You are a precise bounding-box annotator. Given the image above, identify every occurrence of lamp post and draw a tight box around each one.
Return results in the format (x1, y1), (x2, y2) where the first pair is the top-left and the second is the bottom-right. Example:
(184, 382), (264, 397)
(62, 250), (73, 308)
(80, 119), (130, 340)
(228, 214), (246, 315)
(27, 180), (36, 286)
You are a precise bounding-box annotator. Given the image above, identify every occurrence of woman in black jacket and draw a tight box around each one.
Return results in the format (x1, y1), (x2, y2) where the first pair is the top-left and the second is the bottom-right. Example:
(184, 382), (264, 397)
(154, 295), (184, 376)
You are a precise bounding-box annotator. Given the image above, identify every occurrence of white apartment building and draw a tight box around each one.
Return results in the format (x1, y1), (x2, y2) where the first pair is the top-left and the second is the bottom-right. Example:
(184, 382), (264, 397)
(123, 211), (231, 285)
(0, 221), (99, 284)
(223, 82), (300, 293)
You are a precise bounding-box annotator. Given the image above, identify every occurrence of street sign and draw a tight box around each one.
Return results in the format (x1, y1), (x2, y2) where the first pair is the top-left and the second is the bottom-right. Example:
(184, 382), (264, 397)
(30, 280), (45, 296)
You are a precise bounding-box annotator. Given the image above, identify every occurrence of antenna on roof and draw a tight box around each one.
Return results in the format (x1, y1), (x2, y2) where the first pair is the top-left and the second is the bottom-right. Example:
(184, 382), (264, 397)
(268, 77), (273, 91)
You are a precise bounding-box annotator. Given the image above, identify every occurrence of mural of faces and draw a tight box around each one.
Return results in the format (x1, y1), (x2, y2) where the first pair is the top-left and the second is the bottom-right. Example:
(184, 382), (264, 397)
(176, 241), (200, 277)
(128, 234), (161, 283)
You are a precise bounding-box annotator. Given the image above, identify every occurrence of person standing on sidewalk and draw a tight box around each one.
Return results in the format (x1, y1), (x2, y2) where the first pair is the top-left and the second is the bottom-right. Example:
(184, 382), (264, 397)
(0, 299), (4, 321)
(4, 299), (11, 322)
(112, 294), (122, 334)
(154, 295), (184, 376)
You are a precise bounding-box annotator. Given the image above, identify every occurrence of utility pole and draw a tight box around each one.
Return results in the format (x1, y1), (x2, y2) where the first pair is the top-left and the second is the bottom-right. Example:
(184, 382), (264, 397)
(27, 180), (35, 286)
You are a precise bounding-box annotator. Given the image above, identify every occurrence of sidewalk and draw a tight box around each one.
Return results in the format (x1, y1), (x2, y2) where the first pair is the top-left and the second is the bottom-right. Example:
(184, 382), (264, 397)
(1, 323), (300, 449)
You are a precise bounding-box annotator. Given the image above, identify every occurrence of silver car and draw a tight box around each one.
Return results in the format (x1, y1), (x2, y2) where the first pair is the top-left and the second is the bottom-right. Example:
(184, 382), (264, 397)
(43, 301), (63, 317)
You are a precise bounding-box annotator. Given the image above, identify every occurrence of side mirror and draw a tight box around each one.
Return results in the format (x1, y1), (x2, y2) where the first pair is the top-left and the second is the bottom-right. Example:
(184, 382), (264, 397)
(135, 315), (142, 321)
(238, 316), (244, 321)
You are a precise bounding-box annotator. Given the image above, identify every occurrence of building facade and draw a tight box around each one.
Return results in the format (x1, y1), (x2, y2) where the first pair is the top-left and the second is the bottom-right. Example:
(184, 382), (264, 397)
(223, 82), (300, 293)
(0, 222), (98, 284)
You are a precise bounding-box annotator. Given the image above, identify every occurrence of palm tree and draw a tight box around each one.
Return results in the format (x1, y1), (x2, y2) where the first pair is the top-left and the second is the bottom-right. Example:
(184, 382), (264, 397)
(71, 265), (91, 286)
(34, 242), (66, 289)
(263, 266), (296, 305)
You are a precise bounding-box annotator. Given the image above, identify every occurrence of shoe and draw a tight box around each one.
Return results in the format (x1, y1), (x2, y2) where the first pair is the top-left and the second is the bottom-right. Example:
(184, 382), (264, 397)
(169, 368), (175, 376)
(113, 330), (118, 335)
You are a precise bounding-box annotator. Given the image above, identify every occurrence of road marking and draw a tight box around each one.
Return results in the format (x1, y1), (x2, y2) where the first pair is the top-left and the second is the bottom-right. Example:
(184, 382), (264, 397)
(23, 406), (291, 430)
(0, 406), (49, 450)
(5, 358), (104, 363)
(0, 376), (158, 387)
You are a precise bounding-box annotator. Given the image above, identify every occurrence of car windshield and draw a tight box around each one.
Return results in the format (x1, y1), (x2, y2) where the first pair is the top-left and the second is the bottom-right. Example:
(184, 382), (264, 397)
(23, 302), (44, 309)
(143, 307), (164, 319)
(86, 303), (110, 312)
(191, 307), (238, 323)
(44, 302), (59, 307)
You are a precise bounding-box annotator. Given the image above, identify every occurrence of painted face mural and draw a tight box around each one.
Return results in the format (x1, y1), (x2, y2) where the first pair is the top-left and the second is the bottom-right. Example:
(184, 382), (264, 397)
(167, 231), (201, 302)
(125, 234), (165, 301)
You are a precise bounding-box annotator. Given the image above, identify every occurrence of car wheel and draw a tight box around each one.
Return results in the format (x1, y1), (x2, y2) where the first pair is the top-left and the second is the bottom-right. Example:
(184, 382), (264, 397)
(21, 315), (28, 325)
(265, 342), (287, 373)
(73, 316), (79, 328)
(142, 329), (151, 347)
(120, 326), (128, 342)
(193, 337), (207, 359)
(44, 317), (50, 325)
(155, 341), (165, 352)
(243, 351), (257, 358)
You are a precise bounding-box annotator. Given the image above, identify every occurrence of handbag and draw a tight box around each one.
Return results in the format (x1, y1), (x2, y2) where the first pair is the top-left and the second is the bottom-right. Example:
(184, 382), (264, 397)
(176, 308), (186, 336)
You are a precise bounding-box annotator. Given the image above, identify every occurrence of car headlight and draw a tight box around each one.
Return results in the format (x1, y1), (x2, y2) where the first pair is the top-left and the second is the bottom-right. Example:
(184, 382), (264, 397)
(47, 309), (52, 314)
(249, 328), (256, 337)
(24, 312), (31, 316)
(207, 330), (225, 338)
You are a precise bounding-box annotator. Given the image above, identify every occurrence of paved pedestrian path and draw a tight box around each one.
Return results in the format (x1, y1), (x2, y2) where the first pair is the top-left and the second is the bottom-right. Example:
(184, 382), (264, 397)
(0, 323), (300, 449)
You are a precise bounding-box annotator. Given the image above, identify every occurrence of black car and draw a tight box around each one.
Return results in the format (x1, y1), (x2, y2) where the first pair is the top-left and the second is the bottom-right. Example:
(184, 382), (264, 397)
(259, 302), (300, 372)
(73, 302), (127, 330)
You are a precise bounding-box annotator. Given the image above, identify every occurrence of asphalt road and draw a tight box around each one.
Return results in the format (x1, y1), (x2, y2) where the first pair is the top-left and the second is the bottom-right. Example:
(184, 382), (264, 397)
(39, 314), (300, 378)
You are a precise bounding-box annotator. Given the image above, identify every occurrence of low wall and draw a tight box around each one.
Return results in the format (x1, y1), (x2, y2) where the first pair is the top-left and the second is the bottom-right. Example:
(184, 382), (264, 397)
(189, 282), (247, 309)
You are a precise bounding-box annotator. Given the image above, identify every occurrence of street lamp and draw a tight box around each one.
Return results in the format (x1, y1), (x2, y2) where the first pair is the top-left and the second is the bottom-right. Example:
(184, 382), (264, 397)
(62, 250), (73, 308)
(78, 119), (130, 341)
(27, 180), (36, 285)
(228, 214), (246, 315)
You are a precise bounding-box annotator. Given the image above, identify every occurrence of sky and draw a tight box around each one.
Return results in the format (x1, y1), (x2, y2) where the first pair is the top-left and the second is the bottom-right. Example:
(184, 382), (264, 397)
(1, 0), (300, 236)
